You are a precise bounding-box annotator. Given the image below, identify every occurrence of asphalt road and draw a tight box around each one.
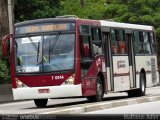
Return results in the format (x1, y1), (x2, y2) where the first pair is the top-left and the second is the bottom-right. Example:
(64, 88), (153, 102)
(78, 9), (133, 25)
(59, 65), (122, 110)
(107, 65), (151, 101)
(85, 100), (160, 114)
(0, 86), (160, 114)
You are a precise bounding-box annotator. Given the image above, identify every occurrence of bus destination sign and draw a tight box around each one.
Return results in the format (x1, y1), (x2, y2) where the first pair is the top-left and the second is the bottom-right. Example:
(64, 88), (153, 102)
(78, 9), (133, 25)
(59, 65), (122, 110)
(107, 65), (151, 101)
(26, 24), (67, 33)
(15, 23), (75, 35)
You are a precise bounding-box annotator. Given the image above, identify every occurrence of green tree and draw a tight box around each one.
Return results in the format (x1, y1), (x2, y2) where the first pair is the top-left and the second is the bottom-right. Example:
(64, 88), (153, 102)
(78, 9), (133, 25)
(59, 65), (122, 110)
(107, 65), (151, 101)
(0, 0), (11, 84)
(102, 0), (160, 39)
(14, 0), (61, 22)
(59, 0), (106, 19)
(0, 56), (10, 84)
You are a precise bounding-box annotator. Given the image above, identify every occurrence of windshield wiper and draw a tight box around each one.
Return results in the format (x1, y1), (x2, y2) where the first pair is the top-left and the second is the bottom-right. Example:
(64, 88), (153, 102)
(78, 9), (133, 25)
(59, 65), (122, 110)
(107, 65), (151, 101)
(37, 42), (40, 62)
(48, 32), (61, 62)
(26, 34), (39, 51)
(26, 34), (40, 62)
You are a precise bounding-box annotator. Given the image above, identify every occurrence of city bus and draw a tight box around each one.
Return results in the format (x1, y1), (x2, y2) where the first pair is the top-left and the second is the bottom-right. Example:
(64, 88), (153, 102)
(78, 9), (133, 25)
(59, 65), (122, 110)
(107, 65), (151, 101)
(1, 15), (159, 107)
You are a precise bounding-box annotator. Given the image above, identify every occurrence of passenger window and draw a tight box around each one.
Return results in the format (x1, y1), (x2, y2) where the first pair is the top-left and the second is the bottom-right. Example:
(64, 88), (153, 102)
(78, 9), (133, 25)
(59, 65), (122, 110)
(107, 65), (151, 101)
(111, 29), (127, 55)
(150, 32), (156, 54)
(111, 29), (119, 54)
(134, 31), (152, 55)
(134, 31), (143, 54)
(79, 25), (93, 71)
(134, 31), (141, 42)
(80, 36), (92, 59)
(118, 30), (127, 54)
(143, 32), (151, 54)
(92, 27), (103, 56)
(117, 30), (124, 41)
(119, 41), (127, 54)
(92, 28), (99, 41)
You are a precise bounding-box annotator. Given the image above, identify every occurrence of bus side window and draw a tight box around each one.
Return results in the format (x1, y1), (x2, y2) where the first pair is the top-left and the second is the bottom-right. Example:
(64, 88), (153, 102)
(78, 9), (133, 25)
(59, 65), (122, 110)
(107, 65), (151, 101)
(119, 41), (127, 54)
(83, 43), (89, 57)
(91, 27), (103, 56)
(80, 36), (92, 59)
(143, 32), (151, 54)
(111, 29), (127, 55)
(150, 32), (156, 54)
(111, 29), (119, 54)
(118, 30), (127, 54)
(134, 31), (143, 54)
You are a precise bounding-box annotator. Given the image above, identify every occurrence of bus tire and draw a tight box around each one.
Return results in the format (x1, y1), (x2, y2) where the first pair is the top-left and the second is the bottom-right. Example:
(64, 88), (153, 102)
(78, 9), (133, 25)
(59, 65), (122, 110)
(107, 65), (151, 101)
(138, 72), (146, 96)
(86, 76), (104, 102)
(128, 73), (146, 97)
(34, 99), (48, 107)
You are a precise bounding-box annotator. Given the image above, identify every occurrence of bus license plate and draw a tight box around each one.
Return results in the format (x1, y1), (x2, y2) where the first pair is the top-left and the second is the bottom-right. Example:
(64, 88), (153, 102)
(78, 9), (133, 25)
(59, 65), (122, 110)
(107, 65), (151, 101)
(38, 89), (50, 93)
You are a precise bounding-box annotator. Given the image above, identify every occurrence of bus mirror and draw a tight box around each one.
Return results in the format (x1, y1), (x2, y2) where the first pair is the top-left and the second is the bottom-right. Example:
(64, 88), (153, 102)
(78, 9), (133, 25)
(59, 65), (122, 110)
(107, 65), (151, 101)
(1, 34), (12, 58)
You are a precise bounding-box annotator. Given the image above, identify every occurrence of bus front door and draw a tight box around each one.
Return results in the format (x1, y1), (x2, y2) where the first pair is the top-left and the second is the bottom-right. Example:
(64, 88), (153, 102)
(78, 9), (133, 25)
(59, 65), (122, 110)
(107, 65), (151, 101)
(103, 32), (113, 91)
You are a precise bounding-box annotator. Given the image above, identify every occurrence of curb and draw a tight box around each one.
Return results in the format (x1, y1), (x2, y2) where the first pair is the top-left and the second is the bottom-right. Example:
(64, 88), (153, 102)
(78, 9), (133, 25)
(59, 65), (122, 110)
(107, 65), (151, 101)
(41, 95), (160, 114)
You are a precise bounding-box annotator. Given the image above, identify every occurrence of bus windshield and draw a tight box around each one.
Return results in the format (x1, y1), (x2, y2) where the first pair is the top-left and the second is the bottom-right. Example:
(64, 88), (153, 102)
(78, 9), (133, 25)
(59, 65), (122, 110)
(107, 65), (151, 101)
(15, 33), (75, 73)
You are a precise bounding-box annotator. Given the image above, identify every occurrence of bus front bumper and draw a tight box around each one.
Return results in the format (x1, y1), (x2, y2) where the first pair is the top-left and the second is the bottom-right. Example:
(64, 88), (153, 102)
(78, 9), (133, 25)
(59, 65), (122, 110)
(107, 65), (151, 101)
(12, 84), (82, 100)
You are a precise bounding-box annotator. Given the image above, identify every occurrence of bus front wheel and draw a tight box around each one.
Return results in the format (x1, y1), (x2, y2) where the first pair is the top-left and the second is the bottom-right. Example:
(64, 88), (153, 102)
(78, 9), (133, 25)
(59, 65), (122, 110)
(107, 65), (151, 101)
(86, 76), (104, 102)
(34, 99), (48, 107)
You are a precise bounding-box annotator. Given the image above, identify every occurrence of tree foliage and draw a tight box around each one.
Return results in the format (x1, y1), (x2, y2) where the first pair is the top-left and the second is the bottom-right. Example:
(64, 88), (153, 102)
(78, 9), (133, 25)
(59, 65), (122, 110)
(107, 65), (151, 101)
(0, 0), (10, 84)
(14, 0), (60, 22)
(14, 0), (160, 40)
(59, 0), (106, 19)
(103, 0), (160, 39)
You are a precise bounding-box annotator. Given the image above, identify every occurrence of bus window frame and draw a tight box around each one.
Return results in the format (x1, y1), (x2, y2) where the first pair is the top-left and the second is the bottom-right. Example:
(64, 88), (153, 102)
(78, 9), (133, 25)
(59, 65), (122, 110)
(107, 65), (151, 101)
(91, 26), (103, 57)
(14, 31), (76, 76)
(79, 24), (94, 61)
(110, 28), (128, 56)
(134, 30), (154, 56)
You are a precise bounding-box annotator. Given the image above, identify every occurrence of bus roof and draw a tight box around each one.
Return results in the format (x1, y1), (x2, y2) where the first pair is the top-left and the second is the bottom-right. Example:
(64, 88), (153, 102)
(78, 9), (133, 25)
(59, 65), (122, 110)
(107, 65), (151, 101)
(100, 20), (154, 31)
(15, 18), (77, 27)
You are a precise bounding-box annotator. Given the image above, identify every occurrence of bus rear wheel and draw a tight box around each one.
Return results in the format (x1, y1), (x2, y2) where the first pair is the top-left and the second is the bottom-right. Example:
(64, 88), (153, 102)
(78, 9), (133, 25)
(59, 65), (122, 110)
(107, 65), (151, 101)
(34, 99), (48, 107)
(86, 76), (104, 102)
(138, 73), (146, 96)
(128, 73), (146, 97)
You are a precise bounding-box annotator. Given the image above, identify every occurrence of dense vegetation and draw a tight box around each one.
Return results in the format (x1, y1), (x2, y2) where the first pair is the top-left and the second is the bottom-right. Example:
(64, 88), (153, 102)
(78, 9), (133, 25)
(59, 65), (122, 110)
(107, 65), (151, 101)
(1, 0), (160, 84)
(14, 0), (160, 39)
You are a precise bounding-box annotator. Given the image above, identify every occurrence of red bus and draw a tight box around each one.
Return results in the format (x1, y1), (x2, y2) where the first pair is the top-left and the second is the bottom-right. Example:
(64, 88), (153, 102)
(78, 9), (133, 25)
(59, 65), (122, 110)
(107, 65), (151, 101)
(1, 15), (159, 107)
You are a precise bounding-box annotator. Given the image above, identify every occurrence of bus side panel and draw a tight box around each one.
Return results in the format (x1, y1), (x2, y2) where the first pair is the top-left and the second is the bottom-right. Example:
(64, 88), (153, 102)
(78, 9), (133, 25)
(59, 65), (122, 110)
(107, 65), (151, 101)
(112, 56), (130, 92)
(135, 56), (148, 88)
(11, 33), (17, 88)
(135, 56), (159, 88)
(148, 56), (159, 86)
(81, 55), (107, 96)
(74, 20), (81, 85)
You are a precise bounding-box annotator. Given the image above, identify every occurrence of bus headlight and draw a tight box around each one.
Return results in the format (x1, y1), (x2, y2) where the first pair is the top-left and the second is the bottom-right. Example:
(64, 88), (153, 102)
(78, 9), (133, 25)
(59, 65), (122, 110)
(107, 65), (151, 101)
(62, 74), (75, 85)
(16, 78), (28, 88)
